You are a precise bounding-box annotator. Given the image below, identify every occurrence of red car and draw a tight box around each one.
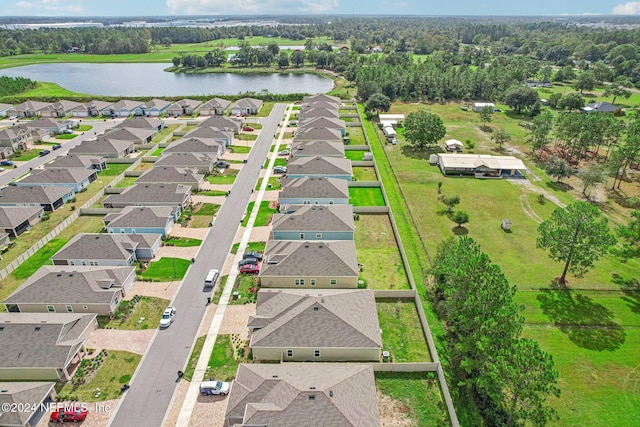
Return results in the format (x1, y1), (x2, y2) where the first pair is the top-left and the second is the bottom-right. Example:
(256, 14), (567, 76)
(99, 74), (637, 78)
(50, 406), (88, 423)
(242, 126), (254, 131)
(239, 264), (260, 274)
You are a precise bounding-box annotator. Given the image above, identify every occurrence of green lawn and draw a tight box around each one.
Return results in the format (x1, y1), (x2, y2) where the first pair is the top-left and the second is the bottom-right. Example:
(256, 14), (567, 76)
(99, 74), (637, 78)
(242, 200), (277, 227)
(207, 168), (238, 184)
(150, 147), (164, 156)
(97, 296), (168, 330)
(345, 149), (369, 160)
(10, 149), (40, 161)
(77, 124), (93, 132)
(237, 134), (258, 141)
(264, 158), (287, 169)
(349, 186), (385, 206)
(152, 124), (180, 143)
(255, 176), (281, 190)
(57, 351), (141, 402)
(139, 257), (191, 281)
(376, 372), (450, 426)
(354, 214), (410, 290)
(345, 125), (366, 145)
(195, 189), (227, 196)
(113, 176), (137, 188)
(230, 275), (259, 305)
(100, 163), (130, 176)
(230, 241), (266, 254)
(377, 299), (431, 362)
(228, 145), (252, 153)
(54, 133), (77, 140)
(352, 166), (378, 181)
(9, 238), (65, 280)
(183, 336), (206, 381)
(164, 237), (202, 247)
(206, 334), (250, 381)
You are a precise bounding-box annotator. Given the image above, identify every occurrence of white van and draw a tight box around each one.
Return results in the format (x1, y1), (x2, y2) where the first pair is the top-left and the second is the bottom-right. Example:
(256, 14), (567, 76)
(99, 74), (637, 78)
(204, 269), (219, 287)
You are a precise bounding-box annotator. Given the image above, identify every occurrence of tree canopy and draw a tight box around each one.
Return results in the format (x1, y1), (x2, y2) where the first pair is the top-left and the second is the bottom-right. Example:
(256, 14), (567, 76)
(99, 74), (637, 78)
(504, 86), (539, 114)
(404, 110), (446, 149)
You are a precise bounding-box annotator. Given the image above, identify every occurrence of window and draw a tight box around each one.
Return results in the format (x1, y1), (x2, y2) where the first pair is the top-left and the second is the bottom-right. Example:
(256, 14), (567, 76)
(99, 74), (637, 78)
(81, 261), (87, 266)
(315, 233), (322, 239)
(310, 279), (316, 286)
(294, 278), (305, 286)
(330, 279), (337, 285)
(314, 350), (321, 358)
(69, 261), (75, 266)
(46, 305), (55, 312)
(66, 305), (73, 313)
(303, 200), (310, 205)
(329, 200), (334, 205)
(286, 349), (293, 357)
(299, 233), (305, 240)
(83, 305), (88, 310)
(314, 200), (319, 205)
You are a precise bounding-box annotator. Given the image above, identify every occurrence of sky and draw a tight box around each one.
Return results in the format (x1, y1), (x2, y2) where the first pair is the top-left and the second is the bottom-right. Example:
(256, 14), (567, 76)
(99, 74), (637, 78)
(3, 0), (640, 17)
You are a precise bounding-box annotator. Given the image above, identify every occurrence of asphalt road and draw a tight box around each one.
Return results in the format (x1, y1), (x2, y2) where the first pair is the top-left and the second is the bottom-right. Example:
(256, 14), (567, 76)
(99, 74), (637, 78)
(108, 103), (286, 427)
(0, 119), (116, 186)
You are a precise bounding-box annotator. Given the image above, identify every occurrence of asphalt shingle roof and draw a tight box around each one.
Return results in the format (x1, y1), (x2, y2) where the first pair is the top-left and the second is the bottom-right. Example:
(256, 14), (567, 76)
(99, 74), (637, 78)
(0, 382), (56, 426)
(103, 183), (191, 206)
(290, 139), (345, 157)
(154, 152), (217, 168)
(271, 204), (354, 233)
(18, 168), (94, 185)
(279, 177), (349, 200)
(261, 240), (358, 277)
(286, 156), (352, 176)
(0, 186), (72, 205)
(0, 205), (42, 228)
(103, 206), (176, 229)
(44, 155), (105, 169)
(51, 233), (160, 262)
(137, 167), (203, 186)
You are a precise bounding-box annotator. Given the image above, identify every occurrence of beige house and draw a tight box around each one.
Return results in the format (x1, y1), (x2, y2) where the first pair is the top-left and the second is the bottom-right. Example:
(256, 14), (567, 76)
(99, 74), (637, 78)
(248, 289), (382, 362)
(0, 382), (57, 427)
(0, 313), (97, 381)
(259, 240), (359, 288)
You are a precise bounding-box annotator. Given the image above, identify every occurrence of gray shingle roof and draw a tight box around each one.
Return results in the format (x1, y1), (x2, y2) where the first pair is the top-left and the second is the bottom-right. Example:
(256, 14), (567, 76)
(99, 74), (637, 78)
(233, 97), (263, 109)
(0, 313), (96, 369)
(279, 177), (349, 200)
(226, 363), (379, 427)
(298, 117), (345, 130)
(200, 97), (231, 110)
(144, 98), (171, 109)
(69, 138), (133, 156)
(184, 127), (233, 141)
(22, 118), (68, 130)
(154, 152), (217, 168)
(164, 137), (225, 154)
(290, 139), (345, 157)
(248, 289), (382, 349)
(137, 167), (203, 186)
(44, 155), (105, 169)
(5, 265), (135, 305)
(303, 94), (341, 104)
(0, 186), (73, 205)
(286, 156), (352, 176)
(18, 168), (95, 185)
(198, 116), (241, 132)
(272, 204), (354, 233)
(294, 127), (342, 142)
(0, 382), (56, 426)
(104, 205), (176, 229)
(112, 99), (144, 110)
(0, 205), (42, 228)
(51, 233), (160, 262)
(171, 99), (202, 110)
(103, 183), (191, 206)
(261, 240), (358, 277)
(298, 108), (340, 119)
(114, 116), (163, 130)
(103, 127), (155, 142)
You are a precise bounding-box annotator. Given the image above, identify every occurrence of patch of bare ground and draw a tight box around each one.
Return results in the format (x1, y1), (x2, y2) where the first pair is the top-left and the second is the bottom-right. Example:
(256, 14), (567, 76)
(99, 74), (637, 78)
(378, 391), (413, 426)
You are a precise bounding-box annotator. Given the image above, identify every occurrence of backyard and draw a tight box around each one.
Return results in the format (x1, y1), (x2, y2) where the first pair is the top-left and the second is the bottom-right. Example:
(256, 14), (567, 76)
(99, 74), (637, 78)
(349, 186), (385, 206)
(352, 166), (378, 181)
(377, 299), (431, 362)
(345, 149), (370, 160)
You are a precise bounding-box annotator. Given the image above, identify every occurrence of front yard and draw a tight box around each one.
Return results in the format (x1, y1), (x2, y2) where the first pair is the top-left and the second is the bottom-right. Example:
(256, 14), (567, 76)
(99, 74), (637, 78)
(230, 275), (259, 305)
(242, 201), (277, 227)
(97, 296), (168, 330)
(207, 168), (238, 184)
(205, 334), (250, 381)
(138, 257), (191, 281)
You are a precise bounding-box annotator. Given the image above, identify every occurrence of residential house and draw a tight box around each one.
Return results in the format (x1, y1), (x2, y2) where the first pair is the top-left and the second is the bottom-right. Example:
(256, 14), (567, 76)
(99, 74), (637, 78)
(163, 137), (226, 156)
(0, 186), (74, 212)
(0, 103), (12, 117)
(303, 94), (341, 105)
(0, 313), (97, 381)
(44, 154), (107, 171)
(298, 108), (340, 120)
(582, 101), (620, 113)
(199, 115), (242, 134)
(4, 266), (136, 316)
(437, 153), (528, 178)
(526, 80), (552, 88)
(103, 127), (155, 144)
(0, 205), (44, 237)
(14, 168), (97, 192)
(199, 97), (231, 115)
(153, 152), (217, 175)
(43, 100), (83, 118)
(104, 206), (178, 237)
(184, 127), (233, 147)
(114, 116), (165, 132)
(110, 100), (145, 117)
(51, 233), (162, 266)
(298, 116), (346, 136)
(301, 101), (341, 111)
(286, 156), (352, 180)
(22, 118), (71, 135)
(69, 100), (113, 117)
(0, 126), (33, 155)
(167, 99), (202, 116)
(290, 139), (345, 158)
(271, 204), (354, 241)
(0, 381), (57, 427)
(142, 98), (172, 117)
(230, 97), (263, 116)
(279, 177), (350, 206)
(260, 240), (359, 288)
(136, 167), (204, 191)
(102, 183), (191, 211)
(68, 138), (135, 158)
(8, 101), (52, 118)
(294, 127), (342, 142)
(248, 289), (381, 362)
(225, 363), (379, 427)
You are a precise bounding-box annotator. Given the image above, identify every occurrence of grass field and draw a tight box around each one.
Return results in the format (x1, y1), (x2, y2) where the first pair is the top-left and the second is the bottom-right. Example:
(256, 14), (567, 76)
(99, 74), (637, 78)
(207, 168), (238, 184)
(352, 166), (378, 181)
(139, 257), (191, 281)
(377, 299), (432, 362)
(206, 334), (249, 382)
(354, 214), (410, 290)
(349, 186), (385, 206)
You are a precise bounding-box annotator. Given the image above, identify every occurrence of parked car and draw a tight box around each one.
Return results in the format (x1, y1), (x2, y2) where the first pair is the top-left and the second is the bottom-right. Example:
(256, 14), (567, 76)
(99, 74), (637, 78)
(159, 306), (176, 328)
(0, 167), (5, 172)
(216, 161), (230, 169)
(62, 129), (74, 134)
(50, 406), (88, 423)
(238, 257), (259, 268)
(391, 139), (397, 145)
(460, 105), (468, 111)
(0, 160), (13, 166)
(273, 166), (287, 174)
(8, 115), (17, 120)
(243, 251), (263, 261)
(52, 144), (62, 150)
(200, 380), (230, 395)
(39, 149), (50, 157)
(242, 126), (254, 131)
(278, 150), (290, 156)
(239, 264), (260, 274)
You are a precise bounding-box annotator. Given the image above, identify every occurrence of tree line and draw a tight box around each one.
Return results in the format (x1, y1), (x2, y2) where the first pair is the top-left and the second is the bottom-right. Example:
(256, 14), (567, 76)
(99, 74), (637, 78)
(0, 76), (36, 97)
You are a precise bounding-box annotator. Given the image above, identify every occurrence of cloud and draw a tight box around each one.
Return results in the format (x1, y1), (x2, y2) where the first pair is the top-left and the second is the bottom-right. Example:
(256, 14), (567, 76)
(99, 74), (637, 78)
(613, 2), (640, 14)
(13, 0), (83, 14)
(15, 1), (35, 8)
(167, 0), (339, 15)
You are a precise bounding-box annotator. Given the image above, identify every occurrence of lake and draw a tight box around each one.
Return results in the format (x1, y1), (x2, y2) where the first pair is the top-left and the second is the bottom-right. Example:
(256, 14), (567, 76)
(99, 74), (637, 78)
(0, 63), (333, 96)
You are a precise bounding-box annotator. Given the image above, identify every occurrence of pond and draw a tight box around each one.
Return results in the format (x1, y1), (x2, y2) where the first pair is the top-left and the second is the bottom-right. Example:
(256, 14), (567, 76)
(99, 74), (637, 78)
(0, 63), (333, 96)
